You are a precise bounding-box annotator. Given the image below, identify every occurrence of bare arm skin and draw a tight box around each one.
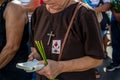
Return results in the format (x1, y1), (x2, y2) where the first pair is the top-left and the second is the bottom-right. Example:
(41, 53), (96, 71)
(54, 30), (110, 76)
(37, 57), (103, 79)
(94, 2), (111, 13)
(111, 9), (120, 22)
(0, 2), (28, 68)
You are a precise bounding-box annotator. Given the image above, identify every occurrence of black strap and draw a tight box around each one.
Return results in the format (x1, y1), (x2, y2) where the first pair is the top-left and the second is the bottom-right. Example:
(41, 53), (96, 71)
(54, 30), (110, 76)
(0, 0), (10, 21)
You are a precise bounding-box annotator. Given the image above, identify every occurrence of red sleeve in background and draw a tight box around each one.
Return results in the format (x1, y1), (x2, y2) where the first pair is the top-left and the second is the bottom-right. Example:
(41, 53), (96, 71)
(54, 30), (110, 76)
(33, 0), (40, 10)
(30, 0), (43, 11)
(40, 0), (43, 4)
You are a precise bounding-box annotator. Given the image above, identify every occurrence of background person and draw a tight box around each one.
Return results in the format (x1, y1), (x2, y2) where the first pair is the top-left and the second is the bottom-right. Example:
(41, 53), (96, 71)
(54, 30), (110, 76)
(106, 0), (120, 71)
(0, 0), (32, 80)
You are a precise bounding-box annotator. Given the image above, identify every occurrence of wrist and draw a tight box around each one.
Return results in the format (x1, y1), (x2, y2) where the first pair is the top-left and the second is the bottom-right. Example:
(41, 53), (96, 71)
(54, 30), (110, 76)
(58, 61), (65, 73)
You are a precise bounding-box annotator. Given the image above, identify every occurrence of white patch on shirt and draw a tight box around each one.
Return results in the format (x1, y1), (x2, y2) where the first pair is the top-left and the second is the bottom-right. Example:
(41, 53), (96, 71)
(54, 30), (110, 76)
(52, 40), (61, 54)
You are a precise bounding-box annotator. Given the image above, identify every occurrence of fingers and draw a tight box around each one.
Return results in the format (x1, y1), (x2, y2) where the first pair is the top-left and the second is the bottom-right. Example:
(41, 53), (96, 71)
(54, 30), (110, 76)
(28, 53), (34, 61)
(38, 61), (44, 65)
(28, 52), (40, 61)
(36, 60), (59, 79)
(36, 69), (56, 79)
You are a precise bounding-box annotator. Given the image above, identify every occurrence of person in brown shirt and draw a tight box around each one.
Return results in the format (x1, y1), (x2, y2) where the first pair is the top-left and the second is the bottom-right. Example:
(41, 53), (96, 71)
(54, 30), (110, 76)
(28, 0), (104, 80)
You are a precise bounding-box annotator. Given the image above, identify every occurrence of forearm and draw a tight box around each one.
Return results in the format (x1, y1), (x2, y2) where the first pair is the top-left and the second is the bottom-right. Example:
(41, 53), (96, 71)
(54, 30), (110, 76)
(59, 56), (103, 73)
(94, 3), (111, 13)
(113, 13), (120, 22)
(111, 9), (120, 22)
(0, 45), (18, 68)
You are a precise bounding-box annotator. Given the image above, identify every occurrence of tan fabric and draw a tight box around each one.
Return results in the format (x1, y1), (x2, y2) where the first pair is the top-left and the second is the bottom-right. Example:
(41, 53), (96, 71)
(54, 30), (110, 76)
(83, 3), (103, 22)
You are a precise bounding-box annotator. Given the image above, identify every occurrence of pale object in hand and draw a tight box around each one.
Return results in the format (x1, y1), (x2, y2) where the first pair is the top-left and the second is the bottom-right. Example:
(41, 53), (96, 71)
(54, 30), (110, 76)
(16, 59), (45, 72)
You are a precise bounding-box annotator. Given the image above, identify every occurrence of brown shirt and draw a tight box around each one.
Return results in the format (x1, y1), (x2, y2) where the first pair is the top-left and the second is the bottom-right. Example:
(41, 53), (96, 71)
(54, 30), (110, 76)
(31, 3), (104, 80)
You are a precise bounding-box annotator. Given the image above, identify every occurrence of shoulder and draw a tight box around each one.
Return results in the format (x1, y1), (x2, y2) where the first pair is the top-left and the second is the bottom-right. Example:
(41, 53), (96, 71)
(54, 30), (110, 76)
(81, 2), (93, 10)
(3, 0), (28, 23)
(33, 4), (46, 15)
(4, 0), (27, 20)
(4, 0), (26, 16)
(35, 4), (45, 12)
(76, 2), (97, 22)
(7, 0), (22, 8)
(79, 2), (95, 15)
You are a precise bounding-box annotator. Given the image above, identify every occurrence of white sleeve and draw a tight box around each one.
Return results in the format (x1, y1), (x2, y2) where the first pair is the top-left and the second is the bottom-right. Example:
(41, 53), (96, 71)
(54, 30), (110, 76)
(20, 0), (31, 5)
(103, 0), (110, 3)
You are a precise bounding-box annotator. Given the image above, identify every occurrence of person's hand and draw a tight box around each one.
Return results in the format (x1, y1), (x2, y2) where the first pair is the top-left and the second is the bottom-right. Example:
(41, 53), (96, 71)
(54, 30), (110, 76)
(111, 9), (120, 22)
(28, 52), (41, 61)
(36, 60), (63, 79)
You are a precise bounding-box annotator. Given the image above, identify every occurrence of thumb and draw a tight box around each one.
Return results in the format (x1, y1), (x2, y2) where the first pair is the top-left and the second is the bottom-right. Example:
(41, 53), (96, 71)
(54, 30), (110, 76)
(28, 54), (34, 61)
